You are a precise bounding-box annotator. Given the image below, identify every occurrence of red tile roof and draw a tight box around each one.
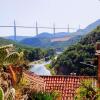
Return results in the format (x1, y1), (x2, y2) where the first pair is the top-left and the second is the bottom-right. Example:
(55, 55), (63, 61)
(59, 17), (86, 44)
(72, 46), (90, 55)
(24, 71), (97, 100)
(24, 71), (45, 92)
(41, 76), (97, 100)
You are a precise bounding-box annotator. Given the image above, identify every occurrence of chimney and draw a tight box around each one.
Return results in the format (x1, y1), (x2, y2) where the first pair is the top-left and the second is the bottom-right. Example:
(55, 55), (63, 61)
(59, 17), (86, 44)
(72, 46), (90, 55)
(96, 42), (100, 88)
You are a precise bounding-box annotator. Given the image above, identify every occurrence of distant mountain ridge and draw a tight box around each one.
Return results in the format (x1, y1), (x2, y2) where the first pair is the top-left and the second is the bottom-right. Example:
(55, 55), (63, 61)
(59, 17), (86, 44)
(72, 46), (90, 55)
(19, 35), (82, 49)
(4, 19), (100, 41)
(75, 19), (100, 35)
(36, 32), (70, 38)
(5, 36), (32, 41)
(3, 19), (100, 49)
(36, 32), (53, 38)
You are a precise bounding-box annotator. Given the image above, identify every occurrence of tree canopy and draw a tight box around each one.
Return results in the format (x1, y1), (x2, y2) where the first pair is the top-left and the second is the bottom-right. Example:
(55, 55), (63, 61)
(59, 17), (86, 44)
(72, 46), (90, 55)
(52, 26), (100, 75)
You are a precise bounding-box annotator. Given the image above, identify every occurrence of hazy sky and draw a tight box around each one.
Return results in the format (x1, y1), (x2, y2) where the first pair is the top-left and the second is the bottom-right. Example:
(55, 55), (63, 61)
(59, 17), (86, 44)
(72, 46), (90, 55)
(0, 0), (100, 36)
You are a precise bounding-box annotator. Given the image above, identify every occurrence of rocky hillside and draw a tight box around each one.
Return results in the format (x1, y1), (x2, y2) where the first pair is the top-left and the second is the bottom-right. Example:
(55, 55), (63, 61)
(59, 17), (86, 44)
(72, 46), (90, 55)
(52, 26), (100, 76)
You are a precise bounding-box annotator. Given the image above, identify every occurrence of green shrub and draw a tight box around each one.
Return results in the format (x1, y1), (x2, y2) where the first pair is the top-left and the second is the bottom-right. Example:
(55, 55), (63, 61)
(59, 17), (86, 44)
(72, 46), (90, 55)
(75, 80), (100, 100)
(28, 91), (61, 100)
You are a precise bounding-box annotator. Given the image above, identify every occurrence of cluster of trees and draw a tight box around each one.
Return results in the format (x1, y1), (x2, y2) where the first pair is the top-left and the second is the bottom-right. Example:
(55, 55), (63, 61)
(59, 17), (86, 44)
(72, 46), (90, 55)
(19, 48), (55, 62)
(75, 80), (100, 100)
(25, 91), (61, 100)
(0, 37), (56, 62)
(52, 44), (96, 75)
(52, 26), (100, 76)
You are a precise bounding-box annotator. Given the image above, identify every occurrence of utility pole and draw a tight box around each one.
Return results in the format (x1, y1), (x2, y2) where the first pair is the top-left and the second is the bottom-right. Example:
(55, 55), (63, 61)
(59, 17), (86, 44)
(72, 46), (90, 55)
(36, 21), (38, 37)
(14, 20), (16, 41)
(96, 42), (100, 88)
(79, 25), (81, 30)
(53, 23), (55, 36)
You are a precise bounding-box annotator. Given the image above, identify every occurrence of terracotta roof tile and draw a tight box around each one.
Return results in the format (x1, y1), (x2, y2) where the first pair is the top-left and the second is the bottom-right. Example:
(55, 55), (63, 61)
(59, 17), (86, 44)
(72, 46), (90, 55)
(41, 76), (97, 100)
(24, 72), (97, 100)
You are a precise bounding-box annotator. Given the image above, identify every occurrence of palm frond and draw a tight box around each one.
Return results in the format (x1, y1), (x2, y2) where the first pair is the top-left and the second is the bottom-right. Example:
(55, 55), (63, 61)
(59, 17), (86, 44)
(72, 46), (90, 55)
(0, 44), (13, 50)
(5, 52), (20, 64)
(0, 49), (8, 65)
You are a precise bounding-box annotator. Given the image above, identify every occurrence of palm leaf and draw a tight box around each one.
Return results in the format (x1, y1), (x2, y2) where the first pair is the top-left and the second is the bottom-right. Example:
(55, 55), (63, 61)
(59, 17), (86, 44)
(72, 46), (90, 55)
(0, 44), (13, 50)
(0, 49), (8, 65)
(19, 51), (24, 64)
(5, 52), (20, 65)
(0, 44), (13, 65)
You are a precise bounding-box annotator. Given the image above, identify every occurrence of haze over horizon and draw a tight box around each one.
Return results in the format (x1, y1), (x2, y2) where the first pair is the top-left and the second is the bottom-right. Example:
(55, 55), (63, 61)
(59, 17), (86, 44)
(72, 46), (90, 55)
(0, 0), (100, 36)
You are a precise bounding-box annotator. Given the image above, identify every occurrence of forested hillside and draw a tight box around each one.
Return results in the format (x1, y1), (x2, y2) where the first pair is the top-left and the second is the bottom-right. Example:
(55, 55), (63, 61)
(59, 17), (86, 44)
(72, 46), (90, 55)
(0, 37), (55, 62)
(0, 37), (34, 50)
(20, 35), (82, 50)
(52, 26), (100, 76)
